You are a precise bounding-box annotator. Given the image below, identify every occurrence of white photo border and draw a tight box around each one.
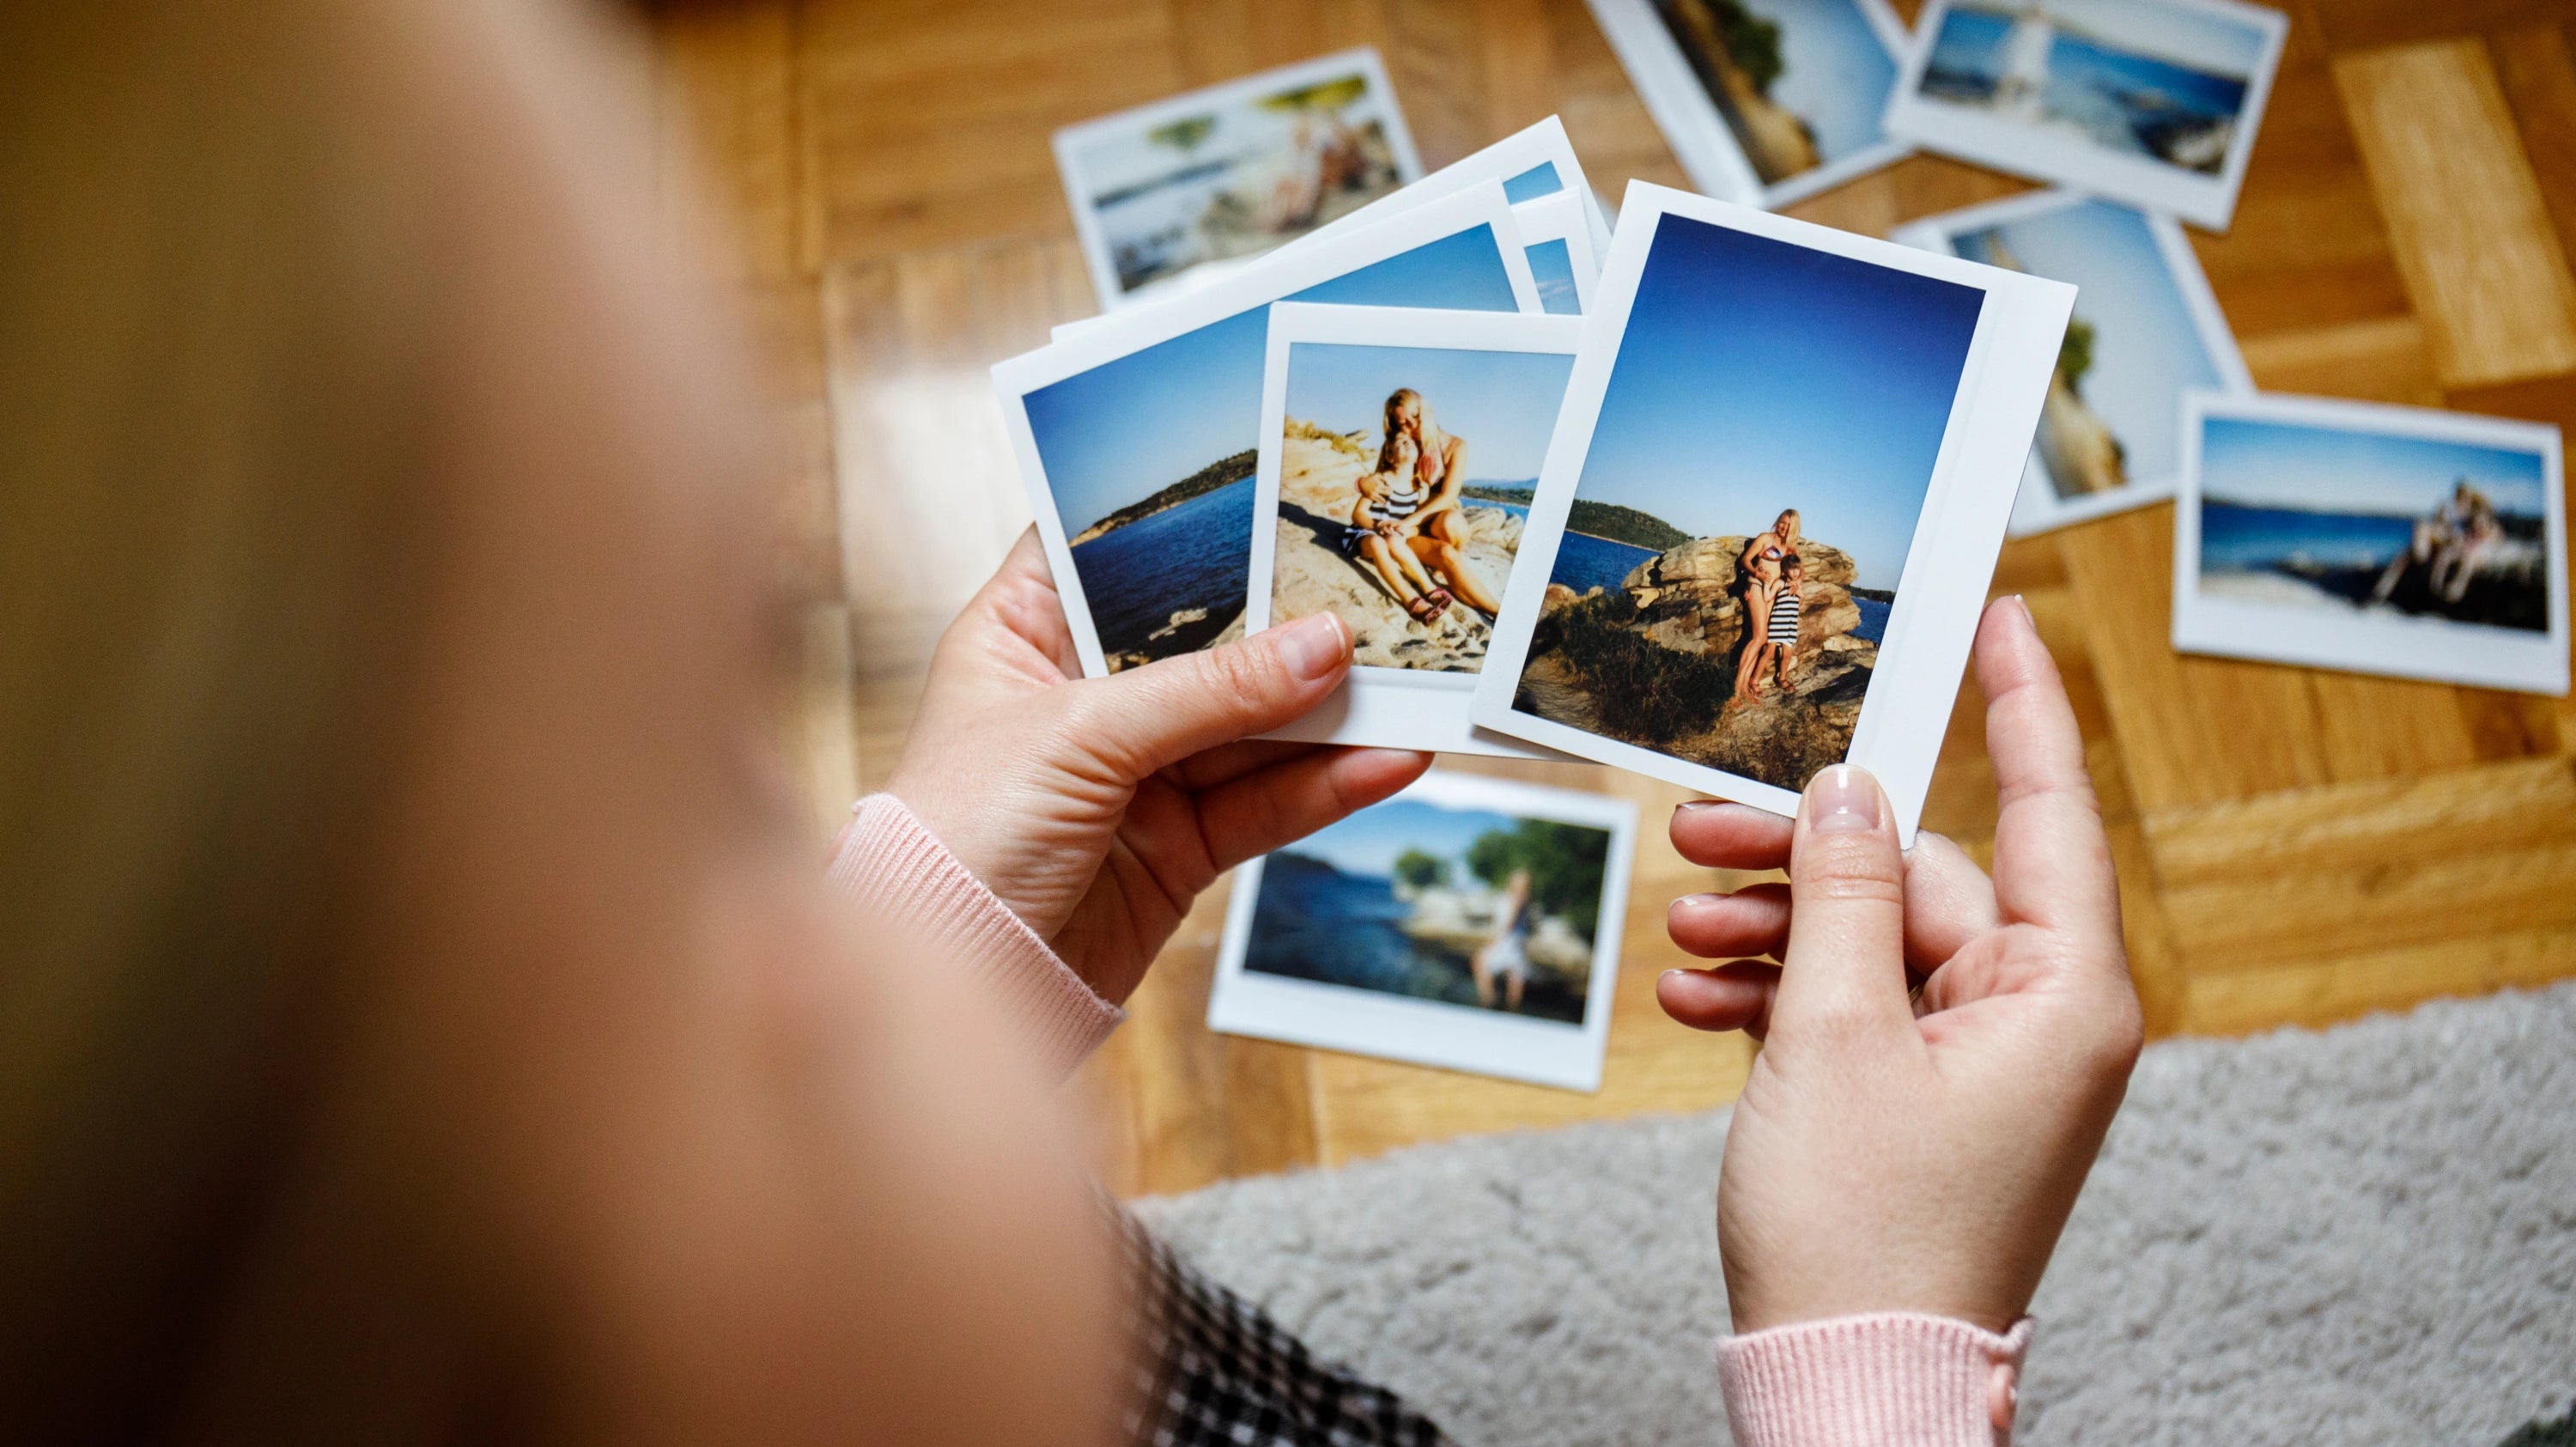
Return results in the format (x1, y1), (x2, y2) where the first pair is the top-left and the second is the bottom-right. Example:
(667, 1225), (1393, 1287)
(1249, 303), (1586, 757)
(2171, 391), (2571, 696)
(1891, 188), (2253, 537)
(993, 183), (1541, 679)
(1584, 0), (1914, 211)
(1468, 180), (2077, 844)
(1051, 48), (1425, 314)
(1206, 769), (1637, 1092)
(1882, 0), (2290, 233)
(1510, 192), (1601, 314)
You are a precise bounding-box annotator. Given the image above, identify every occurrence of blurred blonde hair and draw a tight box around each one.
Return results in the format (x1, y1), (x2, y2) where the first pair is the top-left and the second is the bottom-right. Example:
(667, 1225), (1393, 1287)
(1, 0), (444, 1431)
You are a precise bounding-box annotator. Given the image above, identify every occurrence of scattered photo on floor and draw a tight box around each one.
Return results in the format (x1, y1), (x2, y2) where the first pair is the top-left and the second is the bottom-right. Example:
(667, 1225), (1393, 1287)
(1894, 190), (2251, 535)
(995, 185), (1540, 677)
(1587, 0), (1911, 209)
(1248, 304), (1583, 755)
(1053, 49), (1423, 311)
(2173, 393), (2569, 695)
(1885, 0), (2289, 231)
(1206, 771), (1636, 1091)
(1472, 183), (2076, 838)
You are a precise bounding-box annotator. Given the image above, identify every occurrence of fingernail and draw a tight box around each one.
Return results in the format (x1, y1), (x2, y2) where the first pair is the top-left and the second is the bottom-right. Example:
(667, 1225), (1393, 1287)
(1806, 764), (1880, 835)
(1273, 613), (1348, 681)
(2005, 594), (2035, 629)
(1677, 799), (1721, 811)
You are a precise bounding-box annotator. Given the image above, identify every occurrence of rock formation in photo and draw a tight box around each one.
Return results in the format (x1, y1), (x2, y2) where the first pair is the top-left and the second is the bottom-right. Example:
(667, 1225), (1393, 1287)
(1656, 0), (1823, 184)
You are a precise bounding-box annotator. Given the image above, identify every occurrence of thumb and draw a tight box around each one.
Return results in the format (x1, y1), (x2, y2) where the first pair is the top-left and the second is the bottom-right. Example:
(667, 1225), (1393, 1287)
(1769, 764), (1916, 1050)
(1070, 613), (1352, 780)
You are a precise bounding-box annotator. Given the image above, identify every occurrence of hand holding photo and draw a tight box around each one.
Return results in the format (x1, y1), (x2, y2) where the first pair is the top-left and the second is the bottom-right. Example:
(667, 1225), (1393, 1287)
(1206, 771), (1637, 1091)
(1471, 182), (2076, 841)
(1248, 304), (1583, 756)
(994, 183), (1540, 678)
(1053, 48), (1424, 311)
(1586, 0), (1911, 210)
(2172, 393), (2568, 695)
(1893, 190), (2251, 536)
(1884, 0), (2289, 231)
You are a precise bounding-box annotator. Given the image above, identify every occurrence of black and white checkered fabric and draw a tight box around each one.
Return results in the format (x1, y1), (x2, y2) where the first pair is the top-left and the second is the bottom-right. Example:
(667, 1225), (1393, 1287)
(1114, 1207), (1456, 1447)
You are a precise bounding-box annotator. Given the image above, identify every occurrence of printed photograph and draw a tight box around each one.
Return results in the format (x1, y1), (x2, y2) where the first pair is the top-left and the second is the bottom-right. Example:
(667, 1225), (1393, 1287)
(1915, 0), (2268, 178)
(1649, 0), (1901, 187)
(1056, 52), (1419, 304)
(1241, 793), (1615, 1025)
(1270, 340), (1577, 673)
(1512, 212), (1984, 791)
(1018, 210), (1532, 672)
(1935, 195), (2237, 504)
(2192, 413), (2555, 634)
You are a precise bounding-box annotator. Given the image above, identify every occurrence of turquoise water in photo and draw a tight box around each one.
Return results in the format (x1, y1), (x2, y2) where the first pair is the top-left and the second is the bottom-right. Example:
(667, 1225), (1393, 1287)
(2198, 502), (2413, 573)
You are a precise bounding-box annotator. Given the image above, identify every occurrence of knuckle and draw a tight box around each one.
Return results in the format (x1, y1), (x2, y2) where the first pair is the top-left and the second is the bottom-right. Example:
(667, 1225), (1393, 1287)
(1793, 834), (1905, 903)
(1201, 639), (1278, 708)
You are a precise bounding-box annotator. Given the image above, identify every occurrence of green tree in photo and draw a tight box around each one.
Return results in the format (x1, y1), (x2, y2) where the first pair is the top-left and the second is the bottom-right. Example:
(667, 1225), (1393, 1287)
(1148, 115), (1218, 151)
(1392, 848), (1449, 892)
(1466, 820), (1612, 940)
(1712, 0), (1785, 96)
(2057, 316), (2098, 394)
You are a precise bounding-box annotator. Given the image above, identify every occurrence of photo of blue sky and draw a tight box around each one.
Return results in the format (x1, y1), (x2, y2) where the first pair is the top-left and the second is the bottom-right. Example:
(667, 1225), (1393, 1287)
(1567, 214), (1984, 591)
(1955, 198), (2221, 484)
(1756, 0), (1900, 161)
(1284, 799), (1523, 879)
(1526, 240), (1581, 314)
(1947, 0), (2267, 79)
(1285, 341), (1577, 486)
(1024, 224), (1526, 535)
(1504, 161), (1564, 204)
(2202, 416), (2550, 518)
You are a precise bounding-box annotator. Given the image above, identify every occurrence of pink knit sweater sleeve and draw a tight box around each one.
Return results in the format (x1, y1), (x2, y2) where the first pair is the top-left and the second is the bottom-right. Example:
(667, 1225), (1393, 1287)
(1716, 1313), (2032, 1445)
(825, 793), (1121, 1083)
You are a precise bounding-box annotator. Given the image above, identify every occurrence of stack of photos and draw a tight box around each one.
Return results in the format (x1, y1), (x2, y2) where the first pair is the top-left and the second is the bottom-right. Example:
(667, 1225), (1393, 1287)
(1206, 772), (1637, 1091)
(1470, 182), (2075, 842)
(1053, 49), (1424, 312)
(1587, 0), (1911, 210)
(1885, 0), (2290, 231)
(1510, 192), (1601, 315)
(1894, 190), (2252, 536)
(1247, 304), (1584, 756)
(2173, 394), (2570, 696)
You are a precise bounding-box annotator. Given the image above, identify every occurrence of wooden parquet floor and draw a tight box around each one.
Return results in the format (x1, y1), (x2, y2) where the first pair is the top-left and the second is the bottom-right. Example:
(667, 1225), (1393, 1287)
(640, 0), (2576, 1197)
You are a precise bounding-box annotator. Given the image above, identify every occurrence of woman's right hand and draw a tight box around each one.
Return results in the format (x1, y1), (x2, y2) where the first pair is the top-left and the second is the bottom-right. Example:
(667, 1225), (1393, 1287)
(1657, 597), (2142, 1334)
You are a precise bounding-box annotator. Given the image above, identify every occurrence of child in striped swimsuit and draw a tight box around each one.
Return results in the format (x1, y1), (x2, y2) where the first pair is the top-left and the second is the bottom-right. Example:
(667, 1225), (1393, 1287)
(1768, 554), (1804, 693)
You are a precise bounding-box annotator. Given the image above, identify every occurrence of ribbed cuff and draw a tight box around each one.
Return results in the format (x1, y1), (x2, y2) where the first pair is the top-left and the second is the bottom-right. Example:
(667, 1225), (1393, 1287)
(1717, 1313), (2033, 1446)
(826, 794), (1122, 1083)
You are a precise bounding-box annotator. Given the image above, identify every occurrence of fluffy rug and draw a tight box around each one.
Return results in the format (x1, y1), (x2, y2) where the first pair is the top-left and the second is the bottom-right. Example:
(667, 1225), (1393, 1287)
(1137, 982), (2576, 1445)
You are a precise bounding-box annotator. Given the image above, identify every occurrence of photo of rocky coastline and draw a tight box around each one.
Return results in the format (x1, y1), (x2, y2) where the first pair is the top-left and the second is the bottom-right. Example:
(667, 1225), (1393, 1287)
(1645, 0), (1900, 185)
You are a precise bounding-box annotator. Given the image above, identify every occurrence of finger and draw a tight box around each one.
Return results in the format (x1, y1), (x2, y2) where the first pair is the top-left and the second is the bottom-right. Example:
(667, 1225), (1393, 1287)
(1974, 598), (2120, 948)
(1770, 765), (1917, 1052)
(1165, 739), (1321, 792)
(1667, 883), (1791, 959)
(981, 527), (1081, 679)
(1191, 747), (1433, 873)
(1072, 614), (1352, 781)
(1656, 962), (1780, 1035)
(1669, 800), (1793, 872)
(1903, 831), (1999, 969)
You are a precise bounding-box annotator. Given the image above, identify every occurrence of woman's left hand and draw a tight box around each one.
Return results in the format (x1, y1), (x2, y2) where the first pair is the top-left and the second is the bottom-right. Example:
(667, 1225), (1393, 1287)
(887, 529), (1431, 1005)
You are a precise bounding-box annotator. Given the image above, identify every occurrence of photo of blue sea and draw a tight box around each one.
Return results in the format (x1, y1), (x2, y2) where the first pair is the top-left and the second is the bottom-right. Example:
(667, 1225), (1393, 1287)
(1022, 222), (1528, 666)
(1561, 213), (1984, 593)
(1953, 198), (2226, 488)
(1922, 0), (2264, 174)
(2196, 414), (2553, 633)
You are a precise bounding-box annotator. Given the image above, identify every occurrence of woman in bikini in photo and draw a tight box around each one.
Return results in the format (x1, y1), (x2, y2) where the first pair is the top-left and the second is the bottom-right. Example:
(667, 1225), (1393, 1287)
(1346, 388), (1507, 623)
(1732, 509), (1802, 704)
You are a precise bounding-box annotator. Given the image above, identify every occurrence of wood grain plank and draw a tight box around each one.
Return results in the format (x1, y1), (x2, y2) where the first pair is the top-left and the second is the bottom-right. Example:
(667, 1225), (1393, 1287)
(2182, 926), (2576, 1036)
(651, 0), (805, 283)
(2163, 839), (2576, 973)
(2237, 315), (2443, 407)
(2145, 755), (2576, 886)
(2490, 23), (2576, 271)
(2336, 39), (2576, 386)
(2307, 0), (2576, 57)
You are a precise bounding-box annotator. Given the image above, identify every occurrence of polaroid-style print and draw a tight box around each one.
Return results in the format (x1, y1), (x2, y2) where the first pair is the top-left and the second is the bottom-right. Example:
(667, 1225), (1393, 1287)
(1052, 49), (1425, 313)
(1587, 0), (1912, 210)
(1884, 0), (2289, 232)
(1206, 770), (1637, 1091)
(994, 184), (1540, 678)
(1247, 304), (1583, 757)
(1511, 192), (1601, 315)
(1051, 115), (1610, 346)
(1893, 190), (2251, 536)
(2172, 393), (2569, 695)
(1470, 181), (2075, 842)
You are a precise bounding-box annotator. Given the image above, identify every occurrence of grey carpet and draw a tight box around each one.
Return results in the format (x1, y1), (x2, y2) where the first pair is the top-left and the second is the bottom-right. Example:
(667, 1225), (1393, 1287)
(1137, 982), (2576, 1445)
